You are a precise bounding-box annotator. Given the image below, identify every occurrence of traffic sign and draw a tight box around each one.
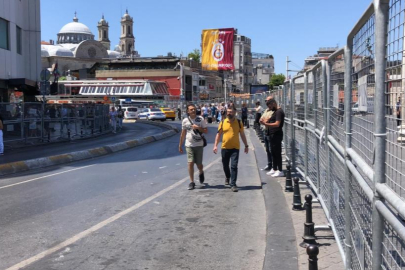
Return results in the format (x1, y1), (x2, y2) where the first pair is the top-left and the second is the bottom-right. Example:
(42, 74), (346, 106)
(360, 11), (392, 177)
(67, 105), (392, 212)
(125, 98), (131, 103)
(180, 95), (185, 101)
(111, 97), (116, 102)
(40, 69), (51, 81)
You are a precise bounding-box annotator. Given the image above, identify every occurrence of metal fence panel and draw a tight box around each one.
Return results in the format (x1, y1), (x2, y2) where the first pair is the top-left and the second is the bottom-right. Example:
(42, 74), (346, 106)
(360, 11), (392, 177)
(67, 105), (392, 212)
(0, 103), (111, 149)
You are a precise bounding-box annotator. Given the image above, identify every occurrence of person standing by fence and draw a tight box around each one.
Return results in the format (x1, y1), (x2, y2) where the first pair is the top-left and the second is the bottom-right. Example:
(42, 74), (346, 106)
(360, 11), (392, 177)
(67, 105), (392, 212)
(0, 114), (4, 155)
(213, 103), (249, 192)
(254, 101), (263, 127)
(263, 99), (285, 177)
(241, 103), (248, 127)
(397, 97), (402, 127)
(259, 96), (274, 172)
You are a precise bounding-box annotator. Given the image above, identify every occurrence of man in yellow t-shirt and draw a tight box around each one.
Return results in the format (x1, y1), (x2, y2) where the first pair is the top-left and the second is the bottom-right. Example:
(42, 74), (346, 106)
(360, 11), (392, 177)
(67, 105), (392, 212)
(213, 103), (249, 192)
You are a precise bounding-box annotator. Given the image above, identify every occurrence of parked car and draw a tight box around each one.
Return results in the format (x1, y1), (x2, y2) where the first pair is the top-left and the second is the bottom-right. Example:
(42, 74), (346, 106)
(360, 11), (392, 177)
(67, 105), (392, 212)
(123, 107), (138, 120)
(160, 108), (176, 121)
(138, 108), (166, 121)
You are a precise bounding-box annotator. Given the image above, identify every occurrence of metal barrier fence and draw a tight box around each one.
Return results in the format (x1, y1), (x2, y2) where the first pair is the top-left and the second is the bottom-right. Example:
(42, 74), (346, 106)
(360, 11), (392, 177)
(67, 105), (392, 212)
(280, 1), (405, 269)
(0, 103), (111, 149)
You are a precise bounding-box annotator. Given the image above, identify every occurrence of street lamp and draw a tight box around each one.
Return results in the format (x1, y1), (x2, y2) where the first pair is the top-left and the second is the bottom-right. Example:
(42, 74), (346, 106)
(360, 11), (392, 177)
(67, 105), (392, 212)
(174, 62), (184, 108)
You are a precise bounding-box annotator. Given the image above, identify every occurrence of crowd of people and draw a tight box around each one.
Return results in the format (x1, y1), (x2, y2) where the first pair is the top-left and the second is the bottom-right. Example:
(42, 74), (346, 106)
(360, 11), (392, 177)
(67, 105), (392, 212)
(179, 97), (285, 192)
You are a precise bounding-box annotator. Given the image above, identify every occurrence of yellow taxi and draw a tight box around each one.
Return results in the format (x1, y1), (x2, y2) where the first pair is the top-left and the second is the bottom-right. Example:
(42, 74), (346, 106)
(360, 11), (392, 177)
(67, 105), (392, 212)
(160, 108), (176, 121)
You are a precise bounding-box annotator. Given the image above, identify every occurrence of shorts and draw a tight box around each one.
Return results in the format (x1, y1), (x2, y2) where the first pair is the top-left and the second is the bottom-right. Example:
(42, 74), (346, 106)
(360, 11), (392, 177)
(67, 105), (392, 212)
(186, 146), (204, 165)
(203, 114), (208, 118)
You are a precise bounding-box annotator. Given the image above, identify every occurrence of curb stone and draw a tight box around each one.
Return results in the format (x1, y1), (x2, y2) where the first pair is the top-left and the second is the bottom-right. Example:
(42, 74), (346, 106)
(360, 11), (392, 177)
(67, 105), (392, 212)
(0, 122), (178, 177)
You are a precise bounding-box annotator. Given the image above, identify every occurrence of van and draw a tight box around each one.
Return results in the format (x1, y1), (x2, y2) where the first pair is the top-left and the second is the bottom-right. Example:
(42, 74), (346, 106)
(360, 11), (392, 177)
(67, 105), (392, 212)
(123, 107), (138, 119)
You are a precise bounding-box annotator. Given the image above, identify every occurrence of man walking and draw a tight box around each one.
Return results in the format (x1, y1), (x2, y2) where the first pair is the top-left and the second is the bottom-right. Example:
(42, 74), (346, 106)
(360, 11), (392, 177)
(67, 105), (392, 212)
(263, 99), (285, 177)
(179, 104), (208, 190)
(259, 96), (274, 173)
(213, 103), (249, 192)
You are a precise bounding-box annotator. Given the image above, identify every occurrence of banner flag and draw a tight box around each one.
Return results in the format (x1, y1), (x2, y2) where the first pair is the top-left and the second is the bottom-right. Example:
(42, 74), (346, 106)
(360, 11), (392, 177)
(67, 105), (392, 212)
(201, 28), (234, 71)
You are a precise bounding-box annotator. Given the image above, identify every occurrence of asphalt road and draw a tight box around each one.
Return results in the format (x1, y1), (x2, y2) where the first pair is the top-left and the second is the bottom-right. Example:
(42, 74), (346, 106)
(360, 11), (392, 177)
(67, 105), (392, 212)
(0, 122), (266, 270)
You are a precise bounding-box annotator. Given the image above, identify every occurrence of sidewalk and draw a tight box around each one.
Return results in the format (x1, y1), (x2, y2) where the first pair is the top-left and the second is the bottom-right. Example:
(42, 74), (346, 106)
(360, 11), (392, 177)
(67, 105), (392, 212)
(247, 128), (344, 270)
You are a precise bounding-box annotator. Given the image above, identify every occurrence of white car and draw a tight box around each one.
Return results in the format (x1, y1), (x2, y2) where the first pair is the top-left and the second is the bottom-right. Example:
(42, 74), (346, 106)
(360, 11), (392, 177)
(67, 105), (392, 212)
(138, 108), (166, 121)
(123, 107), (139, 119)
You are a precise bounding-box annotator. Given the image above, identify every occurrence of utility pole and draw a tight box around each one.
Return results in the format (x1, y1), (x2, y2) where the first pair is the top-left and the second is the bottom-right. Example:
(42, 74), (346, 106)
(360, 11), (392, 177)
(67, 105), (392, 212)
(286, 56), (289, 80)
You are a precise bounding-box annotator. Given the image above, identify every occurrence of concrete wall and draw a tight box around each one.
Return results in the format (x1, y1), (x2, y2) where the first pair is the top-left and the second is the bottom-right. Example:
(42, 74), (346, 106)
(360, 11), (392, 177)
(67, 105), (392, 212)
(0, 0), (41, 81)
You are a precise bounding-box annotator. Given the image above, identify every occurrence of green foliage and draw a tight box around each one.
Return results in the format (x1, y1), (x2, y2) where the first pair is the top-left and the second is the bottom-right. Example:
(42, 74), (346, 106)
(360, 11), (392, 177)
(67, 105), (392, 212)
(188, 49), (201, 62)
(268, 73), (286, 90)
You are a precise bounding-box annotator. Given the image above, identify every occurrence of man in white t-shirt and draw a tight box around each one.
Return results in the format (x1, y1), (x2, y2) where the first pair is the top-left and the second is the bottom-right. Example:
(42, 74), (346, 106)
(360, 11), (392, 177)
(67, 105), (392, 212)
(179, 104), (208, 190)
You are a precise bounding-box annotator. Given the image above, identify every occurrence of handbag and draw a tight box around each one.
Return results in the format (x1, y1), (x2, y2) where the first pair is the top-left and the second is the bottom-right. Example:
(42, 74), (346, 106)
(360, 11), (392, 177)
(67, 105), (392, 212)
(188, 116), (207, 147)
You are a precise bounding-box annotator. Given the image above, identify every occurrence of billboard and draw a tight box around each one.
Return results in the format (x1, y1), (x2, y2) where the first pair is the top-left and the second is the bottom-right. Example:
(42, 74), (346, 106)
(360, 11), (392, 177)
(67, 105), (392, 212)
(201, 28), (234, 71)
(250, 85), (269, 95)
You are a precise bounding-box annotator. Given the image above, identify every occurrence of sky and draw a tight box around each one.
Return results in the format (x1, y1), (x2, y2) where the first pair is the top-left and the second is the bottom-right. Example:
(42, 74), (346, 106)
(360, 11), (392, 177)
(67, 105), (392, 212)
(41, 0), (372, 76)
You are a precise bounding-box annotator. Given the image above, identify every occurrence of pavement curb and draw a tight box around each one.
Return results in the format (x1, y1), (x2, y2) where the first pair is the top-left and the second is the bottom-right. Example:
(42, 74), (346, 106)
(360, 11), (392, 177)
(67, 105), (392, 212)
(0, 122), (178, 177)
(248, 130), (299, 270)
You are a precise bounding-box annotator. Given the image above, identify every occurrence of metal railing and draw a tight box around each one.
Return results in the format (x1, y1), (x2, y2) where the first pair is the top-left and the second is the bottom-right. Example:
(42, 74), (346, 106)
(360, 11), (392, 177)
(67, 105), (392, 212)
(0, 103), (111, 149)
(278, 1), (405, 269)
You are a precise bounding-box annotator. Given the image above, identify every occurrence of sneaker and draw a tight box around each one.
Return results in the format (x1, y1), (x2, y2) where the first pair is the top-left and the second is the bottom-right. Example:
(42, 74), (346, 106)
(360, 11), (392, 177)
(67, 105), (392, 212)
(266, 169), (275, 175)
(231, 186), (238, 192)
(272, 171), (285, 177)
(225, 178), (230, 185)
(261, 165), (271, 171)
(199, 172), (205, 184)
(188, 182), (195, 190)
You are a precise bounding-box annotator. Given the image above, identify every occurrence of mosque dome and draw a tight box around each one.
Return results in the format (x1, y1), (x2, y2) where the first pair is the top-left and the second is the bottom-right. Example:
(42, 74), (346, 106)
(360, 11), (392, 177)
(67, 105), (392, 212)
(59, 22), (93, 35)
(57, 13), (95, 44)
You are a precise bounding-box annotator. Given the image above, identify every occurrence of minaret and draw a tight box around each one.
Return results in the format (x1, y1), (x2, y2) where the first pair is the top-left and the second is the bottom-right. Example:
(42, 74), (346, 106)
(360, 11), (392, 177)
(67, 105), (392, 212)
(97, 14), (110, 50)
(119, 9), (135, 56)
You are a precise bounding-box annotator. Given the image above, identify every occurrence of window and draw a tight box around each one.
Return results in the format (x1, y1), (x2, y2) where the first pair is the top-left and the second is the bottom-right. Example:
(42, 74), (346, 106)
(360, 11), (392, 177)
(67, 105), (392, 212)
(0, 18), (9, 50)
(16, 26), (22, 54)
(127, 26), (131, 34)
(103, 30), (107, 39)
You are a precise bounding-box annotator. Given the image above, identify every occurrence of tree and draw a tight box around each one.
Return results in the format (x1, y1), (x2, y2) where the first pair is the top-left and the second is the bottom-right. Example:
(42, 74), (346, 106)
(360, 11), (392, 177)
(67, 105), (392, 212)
(188, 49), (201, 62)
(268, 73), (286, 90)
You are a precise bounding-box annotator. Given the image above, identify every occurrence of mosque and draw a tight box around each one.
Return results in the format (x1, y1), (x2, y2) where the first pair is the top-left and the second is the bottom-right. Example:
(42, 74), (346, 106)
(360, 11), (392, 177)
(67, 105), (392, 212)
(41, 10), (138, 76)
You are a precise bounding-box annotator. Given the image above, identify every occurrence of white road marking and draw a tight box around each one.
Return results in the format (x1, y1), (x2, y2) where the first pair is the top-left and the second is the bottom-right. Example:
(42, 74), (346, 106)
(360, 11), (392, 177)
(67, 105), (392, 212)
(0, 165), (94, 190)
(6, 157), (222, 270)
(142, 171), (148, 174)
(159, 166), (167, 169)
(176, 163), (180, 166)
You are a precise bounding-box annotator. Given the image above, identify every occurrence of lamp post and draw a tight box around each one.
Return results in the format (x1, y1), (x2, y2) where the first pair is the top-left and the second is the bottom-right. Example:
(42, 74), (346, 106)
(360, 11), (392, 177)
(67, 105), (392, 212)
(224, 79), (227, 104)
(174, 62), (184, 109)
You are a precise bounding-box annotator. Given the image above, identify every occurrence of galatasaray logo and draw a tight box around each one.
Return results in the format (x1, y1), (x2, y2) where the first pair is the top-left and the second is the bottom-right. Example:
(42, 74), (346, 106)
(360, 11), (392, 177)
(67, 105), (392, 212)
(212, 42), (224, 62)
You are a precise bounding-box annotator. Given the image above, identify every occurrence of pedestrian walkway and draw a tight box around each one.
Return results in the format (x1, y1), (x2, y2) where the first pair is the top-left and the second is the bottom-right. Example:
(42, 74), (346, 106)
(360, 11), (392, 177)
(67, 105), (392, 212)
(248, 128), (344, 270)
(0, 122), (168, 168)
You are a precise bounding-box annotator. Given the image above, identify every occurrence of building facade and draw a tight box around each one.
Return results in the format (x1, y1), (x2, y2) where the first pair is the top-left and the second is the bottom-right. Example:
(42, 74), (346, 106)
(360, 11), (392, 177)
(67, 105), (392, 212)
(0, 0), (41, 102)
(252, 53), (274, 85)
